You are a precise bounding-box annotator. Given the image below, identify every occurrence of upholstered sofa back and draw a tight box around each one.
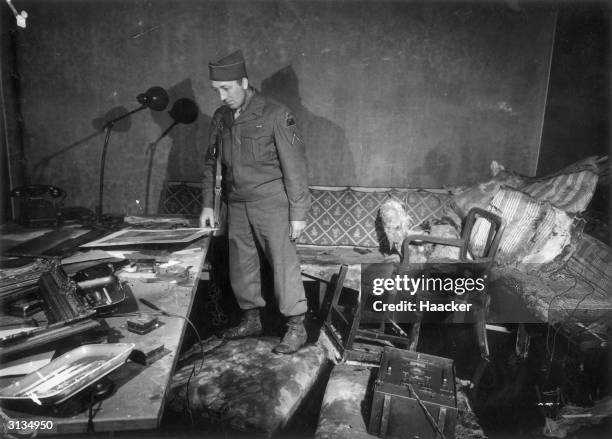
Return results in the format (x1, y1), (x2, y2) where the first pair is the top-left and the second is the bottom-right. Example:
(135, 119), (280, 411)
(158, 183), (458, 248)
(297, 187), (458, 247)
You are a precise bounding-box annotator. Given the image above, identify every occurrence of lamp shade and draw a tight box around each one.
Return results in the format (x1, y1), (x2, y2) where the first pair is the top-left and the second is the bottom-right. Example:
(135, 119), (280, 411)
(137, 86), (169, 111)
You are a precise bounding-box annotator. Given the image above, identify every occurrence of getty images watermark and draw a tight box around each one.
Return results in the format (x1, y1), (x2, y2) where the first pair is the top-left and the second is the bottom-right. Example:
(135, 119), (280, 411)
(370, 273), (487, 313)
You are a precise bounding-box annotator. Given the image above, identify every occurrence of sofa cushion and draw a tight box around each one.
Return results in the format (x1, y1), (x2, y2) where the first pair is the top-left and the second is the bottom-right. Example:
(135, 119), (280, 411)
(378, 198), (461, 261)
(298, 188), (388, 247)
(491, 265), (612, 334)
(167, 337), (327, 436)
(401, 190), (459, 229)
(298, 188), (457, 248)
(454, 161), (599, 217)
(521, 170), (598, 214)
(469, 186), (574, 266)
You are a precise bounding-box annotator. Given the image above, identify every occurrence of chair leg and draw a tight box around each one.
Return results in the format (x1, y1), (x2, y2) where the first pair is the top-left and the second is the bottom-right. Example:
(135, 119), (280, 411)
(471, 294), (491, 396)
(515, 323), (530, 359)
(324, 264), (349, 325)
(318, 281), (328, 320)
(408, 315), (422, 351)
(474, 295), (491, 361)
(470, 354), (490, 396)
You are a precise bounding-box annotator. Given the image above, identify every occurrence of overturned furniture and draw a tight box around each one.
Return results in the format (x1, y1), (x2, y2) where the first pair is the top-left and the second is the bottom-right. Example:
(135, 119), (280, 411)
(396, 207), (504, 390)
(315, 362), (486, 439)
(368, 347), (458, 439)
(162, 156), (611, 437)
(322, 208), (503, 380)
(166, 336), (329, 437)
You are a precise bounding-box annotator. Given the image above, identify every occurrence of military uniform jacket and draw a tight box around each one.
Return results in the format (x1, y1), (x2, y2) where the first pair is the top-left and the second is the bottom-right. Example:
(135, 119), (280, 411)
(202, 90), (310, 221)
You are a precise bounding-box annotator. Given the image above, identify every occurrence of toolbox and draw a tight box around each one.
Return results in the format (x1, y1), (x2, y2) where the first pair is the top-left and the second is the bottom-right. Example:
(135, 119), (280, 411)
(368, 347), (457, 439)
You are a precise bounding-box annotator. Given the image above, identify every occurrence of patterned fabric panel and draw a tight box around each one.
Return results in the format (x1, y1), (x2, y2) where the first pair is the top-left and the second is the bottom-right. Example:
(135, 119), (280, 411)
(168, 337), (326, 435)
(401, 190), (459, 228)
(566, 233), (612, 298)
(159, 182), (203, 215)
(470, 187), (573, 266)
(521, 170), (598, 214)
(468, 219), (493, 259)
(297, 188), (457, 247)
(297, 189), (388, 247)
(157, 184), (456, 247)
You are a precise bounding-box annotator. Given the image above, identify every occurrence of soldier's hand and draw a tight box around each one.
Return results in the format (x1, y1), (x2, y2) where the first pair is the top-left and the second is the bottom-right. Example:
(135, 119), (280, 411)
(200, 208), (215, 228)
(289, 220), (307, 241)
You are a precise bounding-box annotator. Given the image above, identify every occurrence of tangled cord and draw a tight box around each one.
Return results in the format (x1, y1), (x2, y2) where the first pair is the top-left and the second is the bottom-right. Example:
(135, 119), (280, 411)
(86, 394), (104, 433)
(543, 273), (600, 393)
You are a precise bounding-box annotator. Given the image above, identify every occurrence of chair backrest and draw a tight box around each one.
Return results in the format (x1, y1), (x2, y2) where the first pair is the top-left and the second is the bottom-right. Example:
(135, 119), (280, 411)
(400, 207), (504, 265)
(460, 207), (504, 262)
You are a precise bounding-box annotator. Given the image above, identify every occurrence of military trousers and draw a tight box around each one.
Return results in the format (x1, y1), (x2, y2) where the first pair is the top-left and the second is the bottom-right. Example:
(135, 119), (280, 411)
(227, 191), (307, 317)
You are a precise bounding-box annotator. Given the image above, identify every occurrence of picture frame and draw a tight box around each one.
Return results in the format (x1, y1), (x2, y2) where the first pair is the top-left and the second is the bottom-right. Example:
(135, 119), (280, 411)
(80, 228), (215, 247)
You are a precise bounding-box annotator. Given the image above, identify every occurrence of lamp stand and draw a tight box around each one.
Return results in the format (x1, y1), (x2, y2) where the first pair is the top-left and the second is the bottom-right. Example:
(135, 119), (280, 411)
(95, 105), (146, 221)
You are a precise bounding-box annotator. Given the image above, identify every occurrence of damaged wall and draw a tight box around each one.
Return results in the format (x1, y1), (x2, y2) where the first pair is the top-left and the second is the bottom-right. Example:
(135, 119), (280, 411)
(14, 0), (556, 215)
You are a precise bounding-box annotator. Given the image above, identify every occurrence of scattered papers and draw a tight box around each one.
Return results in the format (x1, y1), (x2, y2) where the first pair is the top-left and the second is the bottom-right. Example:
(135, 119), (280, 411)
(0, 327), (39, 343)
(0, 351), (55, 378)
(61, 249), (117, 265)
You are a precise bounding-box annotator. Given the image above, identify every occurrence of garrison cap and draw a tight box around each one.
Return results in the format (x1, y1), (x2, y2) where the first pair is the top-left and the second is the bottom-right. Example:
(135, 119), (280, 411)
(209, 50), (248, 81)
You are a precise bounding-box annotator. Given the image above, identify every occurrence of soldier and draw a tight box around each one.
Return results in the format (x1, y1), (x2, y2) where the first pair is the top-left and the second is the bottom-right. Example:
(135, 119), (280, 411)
(200, 50), (311, 354)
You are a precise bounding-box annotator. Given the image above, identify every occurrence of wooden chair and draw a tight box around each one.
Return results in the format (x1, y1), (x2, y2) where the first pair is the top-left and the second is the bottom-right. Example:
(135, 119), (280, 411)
(322, 207), (504, 373)
(398, 207), (504, 389)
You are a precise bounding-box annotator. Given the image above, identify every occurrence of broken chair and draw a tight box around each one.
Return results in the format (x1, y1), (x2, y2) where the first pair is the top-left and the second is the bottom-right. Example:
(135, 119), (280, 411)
(398, 207), (504, 390)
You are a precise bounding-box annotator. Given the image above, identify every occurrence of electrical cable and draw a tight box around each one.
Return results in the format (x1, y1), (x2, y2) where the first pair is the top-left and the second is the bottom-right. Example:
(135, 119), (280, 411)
(113, 306), (206, 375)
(544, 275), (578, 361)
(138, 299), (219, 428)
(111, 308), (204, 428)
(184, 363), (197, 426)
(101, 295), (231, 428)
(544, 273), (598, 389)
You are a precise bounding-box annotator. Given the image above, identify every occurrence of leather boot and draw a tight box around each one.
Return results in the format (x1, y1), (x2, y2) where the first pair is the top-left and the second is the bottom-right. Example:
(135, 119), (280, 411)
(273, 314), (307, 354)
(222, 308), (263, 339)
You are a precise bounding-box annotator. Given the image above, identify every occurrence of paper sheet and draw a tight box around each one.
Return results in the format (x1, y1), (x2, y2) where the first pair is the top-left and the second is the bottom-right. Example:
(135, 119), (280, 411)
(61, 249), (117, 264)
(0, 350), (55, 377)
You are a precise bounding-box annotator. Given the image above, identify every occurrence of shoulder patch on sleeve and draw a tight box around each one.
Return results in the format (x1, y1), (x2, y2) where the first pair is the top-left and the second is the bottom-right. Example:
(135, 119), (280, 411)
(285, 112), (296, 127)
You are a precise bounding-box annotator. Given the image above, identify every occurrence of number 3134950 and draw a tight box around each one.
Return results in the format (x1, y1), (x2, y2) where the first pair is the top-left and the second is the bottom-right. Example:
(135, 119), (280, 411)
(7, 419), (56, 432)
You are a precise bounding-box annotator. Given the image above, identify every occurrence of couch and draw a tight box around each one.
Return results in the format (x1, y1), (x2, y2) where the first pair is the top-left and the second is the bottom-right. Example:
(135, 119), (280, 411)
(292, 158), (611, 347)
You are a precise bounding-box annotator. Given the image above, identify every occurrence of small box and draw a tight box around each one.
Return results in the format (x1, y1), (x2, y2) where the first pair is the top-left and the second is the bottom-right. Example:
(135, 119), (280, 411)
(8, 297), (43, 318)
(127, 314), (159, 335)
(130, 342), (166, 365)
(368, 347), (457, 439)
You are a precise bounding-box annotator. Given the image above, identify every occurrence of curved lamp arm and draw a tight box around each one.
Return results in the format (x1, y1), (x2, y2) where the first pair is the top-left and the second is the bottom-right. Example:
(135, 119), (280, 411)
(96, 87), (168, 220)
